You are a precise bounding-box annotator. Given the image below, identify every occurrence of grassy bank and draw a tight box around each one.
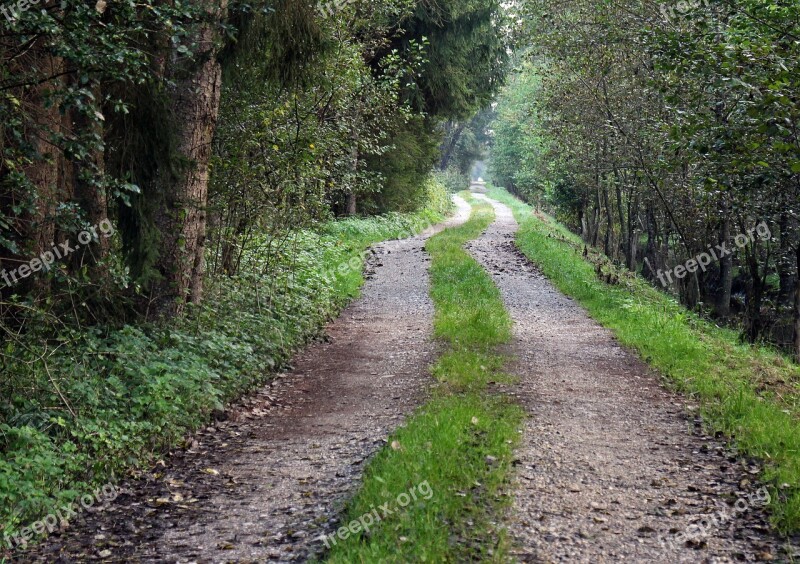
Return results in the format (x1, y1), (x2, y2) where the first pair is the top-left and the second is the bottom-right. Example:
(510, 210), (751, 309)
(488, 185), (800, 533)
(325, 196), (524, 562)
(0, 182), (451, 552)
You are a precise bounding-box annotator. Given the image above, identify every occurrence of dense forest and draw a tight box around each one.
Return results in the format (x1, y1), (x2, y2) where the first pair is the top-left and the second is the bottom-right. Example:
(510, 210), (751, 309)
(1, 0), (505, 318)
(489, 0), (800, 360)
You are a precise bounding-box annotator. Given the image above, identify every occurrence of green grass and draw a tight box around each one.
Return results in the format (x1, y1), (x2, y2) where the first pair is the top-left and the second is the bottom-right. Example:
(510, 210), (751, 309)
(488, 185), (800, 534)
(324, 196), (524, 562)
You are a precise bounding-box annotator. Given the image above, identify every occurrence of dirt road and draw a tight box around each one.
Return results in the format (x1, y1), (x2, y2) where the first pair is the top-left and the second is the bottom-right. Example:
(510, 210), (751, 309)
(22, 193), (798, 563)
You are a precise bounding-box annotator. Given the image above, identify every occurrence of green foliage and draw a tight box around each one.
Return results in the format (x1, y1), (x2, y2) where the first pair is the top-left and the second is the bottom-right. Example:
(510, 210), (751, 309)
(488, 60), (551, 203)
(395, 0), (510, 119)
(362, 116), (443, 214)
(492, 0), (800, 348)
(433, 168), (469, 194)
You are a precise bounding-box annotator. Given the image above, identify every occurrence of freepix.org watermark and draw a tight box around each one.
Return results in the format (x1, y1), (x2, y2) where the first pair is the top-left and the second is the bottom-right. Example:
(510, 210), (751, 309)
(317, 0), (355, 19)
(319, 480), (434, 549)
(3, 483), (120, 551)
(650, 222), (771, 288)
(659, 0), (710, 22)
(659, 486), (770, 550)
(1, 0), (45, 23)
(0, 219), (115, 289)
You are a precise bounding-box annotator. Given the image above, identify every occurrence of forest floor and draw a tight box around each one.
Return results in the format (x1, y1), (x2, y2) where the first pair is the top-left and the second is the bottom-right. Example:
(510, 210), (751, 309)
(18, 193), (800, 563)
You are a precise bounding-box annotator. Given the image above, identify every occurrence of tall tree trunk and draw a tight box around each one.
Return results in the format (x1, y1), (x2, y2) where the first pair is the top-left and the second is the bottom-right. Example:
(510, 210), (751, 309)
(614, 171), (627, 264)
(626, 193), (639, 271)
(744, 248), (765, 343)
(5, 49), (65, 295)
(70, 80), (110, 271)
(602, 184), (613, 258)
(643, 203), (658, 283)
(151, 0), (227, 317)
(716, 216), (733, 318)
(439, 121), (466, 171)
(345, 193), (357, 216)
(346, 132), (358, 216)
(778, 212), (795, 305)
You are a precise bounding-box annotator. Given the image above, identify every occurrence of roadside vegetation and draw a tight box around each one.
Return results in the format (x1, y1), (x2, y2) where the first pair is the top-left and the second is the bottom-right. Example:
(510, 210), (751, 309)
(0, 183), (451, 548)
(489, 185), (800, 534)
(490, 0), (800, 361)
(325, 197), (524, 562)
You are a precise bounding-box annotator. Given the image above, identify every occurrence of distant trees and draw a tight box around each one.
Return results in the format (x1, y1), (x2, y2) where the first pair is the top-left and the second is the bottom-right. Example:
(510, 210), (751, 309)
(490, 0), (800, 360)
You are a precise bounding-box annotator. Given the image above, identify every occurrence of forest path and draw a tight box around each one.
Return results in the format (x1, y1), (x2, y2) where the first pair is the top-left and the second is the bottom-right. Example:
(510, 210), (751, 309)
(468, 194), (791, 563)
(22, 193), (797, 563)
(25, 198), (471, 563)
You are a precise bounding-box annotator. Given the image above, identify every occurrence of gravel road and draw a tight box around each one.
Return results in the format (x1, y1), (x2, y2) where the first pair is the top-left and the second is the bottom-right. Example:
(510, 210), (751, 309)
(21, 193), (800, 563)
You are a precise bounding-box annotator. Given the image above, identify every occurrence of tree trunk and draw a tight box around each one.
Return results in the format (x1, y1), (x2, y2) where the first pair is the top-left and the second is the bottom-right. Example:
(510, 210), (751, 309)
(794, 245), (800, 363)
(614, 174), (627, 264)
(744, 248), (765, 343)
(151, 0), (227, 317)
(602, 184), (613, 258)
(716, 216), (733, 318)
(643, 204), (658, 283)
(70, 80), (110, 271)
(778, 212), (795, 305)
(345, 192), (357, 216)
(439, 121), (466, 171)
(11, 50), (64, 295)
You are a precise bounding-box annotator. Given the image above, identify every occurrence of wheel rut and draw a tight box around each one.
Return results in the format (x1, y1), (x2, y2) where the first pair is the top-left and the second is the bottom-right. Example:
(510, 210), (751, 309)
(24, 198), (471, 564)
(467, 194), (795, 563)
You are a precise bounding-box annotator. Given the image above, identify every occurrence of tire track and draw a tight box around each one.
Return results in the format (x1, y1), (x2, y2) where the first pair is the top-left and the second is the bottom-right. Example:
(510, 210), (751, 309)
(467, 194), (794, 563)
(25, 198), (471, 563)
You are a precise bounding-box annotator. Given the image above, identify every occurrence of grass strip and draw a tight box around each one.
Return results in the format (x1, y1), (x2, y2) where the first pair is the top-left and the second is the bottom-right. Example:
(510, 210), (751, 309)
(324, 196), (524, 562)
(488, 185), (800, 534)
